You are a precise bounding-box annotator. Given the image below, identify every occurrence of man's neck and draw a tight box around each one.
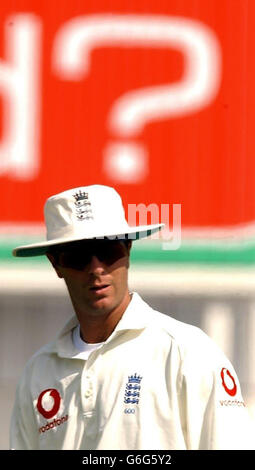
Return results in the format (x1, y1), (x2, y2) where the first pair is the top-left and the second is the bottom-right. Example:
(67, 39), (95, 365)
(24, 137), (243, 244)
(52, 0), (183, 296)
(77, 291), (132, 343)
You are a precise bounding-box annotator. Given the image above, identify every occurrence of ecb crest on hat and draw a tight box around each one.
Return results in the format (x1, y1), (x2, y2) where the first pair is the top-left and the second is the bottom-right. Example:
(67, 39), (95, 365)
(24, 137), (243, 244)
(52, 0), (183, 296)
(73, 190), (93, 221)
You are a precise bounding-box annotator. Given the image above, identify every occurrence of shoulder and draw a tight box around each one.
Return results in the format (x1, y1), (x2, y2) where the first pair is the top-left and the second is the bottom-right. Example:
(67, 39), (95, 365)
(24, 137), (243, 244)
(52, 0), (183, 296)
(147, 304), (207, 345)
(15, 315), (79, 397)
(18, 314), (78, 382)
(17, 340), (56, 389)
(146, 304), (228, 368)
(149, 307), (241, 396)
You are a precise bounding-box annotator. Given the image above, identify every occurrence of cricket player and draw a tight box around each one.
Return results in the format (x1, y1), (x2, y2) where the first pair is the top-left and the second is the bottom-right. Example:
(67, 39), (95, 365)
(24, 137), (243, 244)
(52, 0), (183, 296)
(10, 185), (254, 450)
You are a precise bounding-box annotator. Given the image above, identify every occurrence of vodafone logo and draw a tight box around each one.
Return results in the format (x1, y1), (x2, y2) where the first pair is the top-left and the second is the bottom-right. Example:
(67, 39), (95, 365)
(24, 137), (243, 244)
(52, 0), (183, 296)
(221, 368), (237, 397)
(37, 388), (61, 419)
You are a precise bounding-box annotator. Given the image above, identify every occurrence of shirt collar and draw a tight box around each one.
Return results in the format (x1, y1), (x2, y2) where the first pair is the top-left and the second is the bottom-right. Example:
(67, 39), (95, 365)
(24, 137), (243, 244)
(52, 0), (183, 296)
(111, 292), (153, 333)
(55, 292), (152, 358)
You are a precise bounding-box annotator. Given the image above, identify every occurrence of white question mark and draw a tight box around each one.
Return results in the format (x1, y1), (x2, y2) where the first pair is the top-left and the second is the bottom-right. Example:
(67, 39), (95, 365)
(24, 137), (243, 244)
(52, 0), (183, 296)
(53, 14), (221, 183)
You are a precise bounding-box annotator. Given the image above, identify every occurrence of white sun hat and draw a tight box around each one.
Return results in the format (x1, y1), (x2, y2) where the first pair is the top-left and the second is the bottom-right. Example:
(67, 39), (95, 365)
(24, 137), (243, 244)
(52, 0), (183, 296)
(12, 185), (164, 257)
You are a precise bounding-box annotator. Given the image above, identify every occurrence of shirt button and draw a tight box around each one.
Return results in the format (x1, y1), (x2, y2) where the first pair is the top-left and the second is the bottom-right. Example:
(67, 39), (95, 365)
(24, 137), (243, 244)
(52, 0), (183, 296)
(85, 389), (92, 398)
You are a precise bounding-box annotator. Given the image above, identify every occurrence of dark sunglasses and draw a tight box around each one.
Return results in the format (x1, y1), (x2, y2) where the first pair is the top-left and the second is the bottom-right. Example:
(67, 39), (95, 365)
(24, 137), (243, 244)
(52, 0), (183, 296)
(50, 239), (130, 271)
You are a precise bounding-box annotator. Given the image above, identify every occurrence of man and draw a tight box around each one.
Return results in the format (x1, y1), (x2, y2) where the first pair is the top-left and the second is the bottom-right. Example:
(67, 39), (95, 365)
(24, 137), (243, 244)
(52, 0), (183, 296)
(10, 184), (253, 450)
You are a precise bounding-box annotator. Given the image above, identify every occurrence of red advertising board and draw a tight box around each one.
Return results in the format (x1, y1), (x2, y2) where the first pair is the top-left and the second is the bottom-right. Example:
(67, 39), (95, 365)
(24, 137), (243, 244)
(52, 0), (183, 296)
(0, 0), (254, 235)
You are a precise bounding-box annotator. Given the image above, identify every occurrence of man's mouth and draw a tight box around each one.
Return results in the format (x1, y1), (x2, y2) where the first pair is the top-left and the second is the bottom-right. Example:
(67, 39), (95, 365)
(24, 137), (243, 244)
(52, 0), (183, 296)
(89, 284), (110, 293)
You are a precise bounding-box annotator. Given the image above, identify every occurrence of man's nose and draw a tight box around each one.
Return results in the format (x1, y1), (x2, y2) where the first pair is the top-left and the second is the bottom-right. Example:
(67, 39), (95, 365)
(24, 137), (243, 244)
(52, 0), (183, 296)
(88, 255), (106, 274)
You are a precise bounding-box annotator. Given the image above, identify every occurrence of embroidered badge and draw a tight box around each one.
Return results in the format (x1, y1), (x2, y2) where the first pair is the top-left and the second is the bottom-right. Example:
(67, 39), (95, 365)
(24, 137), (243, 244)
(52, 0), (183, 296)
(124, 373), (142, 405)
(73, 190), (93, 221)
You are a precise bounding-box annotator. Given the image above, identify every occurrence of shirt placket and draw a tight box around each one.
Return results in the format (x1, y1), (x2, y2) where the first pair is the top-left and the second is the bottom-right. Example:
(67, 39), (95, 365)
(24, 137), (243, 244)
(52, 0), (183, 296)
(80, 349), (102, 437)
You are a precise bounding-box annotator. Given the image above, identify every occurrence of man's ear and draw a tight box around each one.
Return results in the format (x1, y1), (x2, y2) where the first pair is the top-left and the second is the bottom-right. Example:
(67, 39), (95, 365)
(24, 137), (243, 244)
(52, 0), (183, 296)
(46, 253), (64, 279)
(127, 240), (132, 255)
(126, 240), (132, 268)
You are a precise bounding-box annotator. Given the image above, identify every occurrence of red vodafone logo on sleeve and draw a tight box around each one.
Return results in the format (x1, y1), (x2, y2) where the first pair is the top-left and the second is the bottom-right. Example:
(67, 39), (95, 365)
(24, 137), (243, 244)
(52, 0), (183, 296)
(37, 388), (61, 419)
(220, 368), (237, 397)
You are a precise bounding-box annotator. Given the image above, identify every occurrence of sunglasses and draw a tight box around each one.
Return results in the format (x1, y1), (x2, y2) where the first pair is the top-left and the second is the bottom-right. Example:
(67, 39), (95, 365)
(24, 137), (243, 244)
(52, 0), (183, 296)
(51, 239), (130, 271)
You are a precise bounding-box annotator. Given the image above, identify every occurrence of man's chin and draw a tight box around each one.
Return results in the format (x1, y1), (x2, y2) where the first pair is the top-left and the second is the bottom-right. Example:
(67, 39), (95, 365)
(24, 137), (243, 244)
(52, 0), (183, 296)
(87, 295), (114, 315)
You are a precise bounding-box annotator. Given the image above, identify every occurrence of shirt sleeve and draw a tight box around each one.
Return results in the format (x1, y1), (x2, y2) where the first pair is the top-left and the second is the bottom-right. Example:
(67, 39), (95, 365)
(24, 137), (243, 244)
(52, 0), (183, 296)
(178, 329), (255, 450)
(10, 372), (39, 450)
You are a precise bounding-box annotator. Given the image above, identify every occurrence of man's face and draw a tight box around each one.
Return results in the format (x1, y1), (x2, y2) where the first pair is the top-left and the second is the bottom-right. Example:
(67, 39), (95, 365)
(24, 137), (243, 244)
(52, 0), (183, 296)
(47, 240), (131, 318)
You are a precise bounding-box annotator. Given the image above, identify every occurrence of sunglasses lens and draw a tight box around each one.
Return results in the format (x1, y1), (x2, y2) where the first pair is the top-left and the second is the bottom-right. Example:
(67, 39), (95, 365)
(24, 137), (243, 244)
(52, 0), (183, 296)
(58, 240), (128, 270)
(98, 241), (127, 265)
(59, 250), (91, 270)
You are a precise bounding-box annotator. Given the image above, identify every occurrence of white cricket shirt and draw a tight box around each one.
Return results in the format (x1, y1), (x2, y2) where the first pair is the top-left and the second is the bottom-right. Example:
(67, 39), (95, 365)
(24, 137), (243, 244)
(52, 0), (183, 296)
(10, 293), (254, 450)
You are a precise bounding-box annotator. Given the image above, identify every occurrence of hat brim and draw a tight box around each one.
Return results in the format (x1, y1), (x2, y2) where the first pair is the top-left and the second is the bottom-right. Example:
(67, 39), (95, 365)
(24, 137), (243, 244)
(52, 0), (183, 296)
(12, 224), (164, 257)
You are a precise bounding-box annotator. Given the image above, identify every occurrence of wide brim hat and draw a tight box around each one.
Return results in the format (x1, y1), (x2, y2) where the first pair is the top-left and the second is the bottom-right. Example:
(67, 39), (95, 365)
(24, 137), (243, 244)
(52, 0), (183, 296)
(13, 185), (164, 257)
